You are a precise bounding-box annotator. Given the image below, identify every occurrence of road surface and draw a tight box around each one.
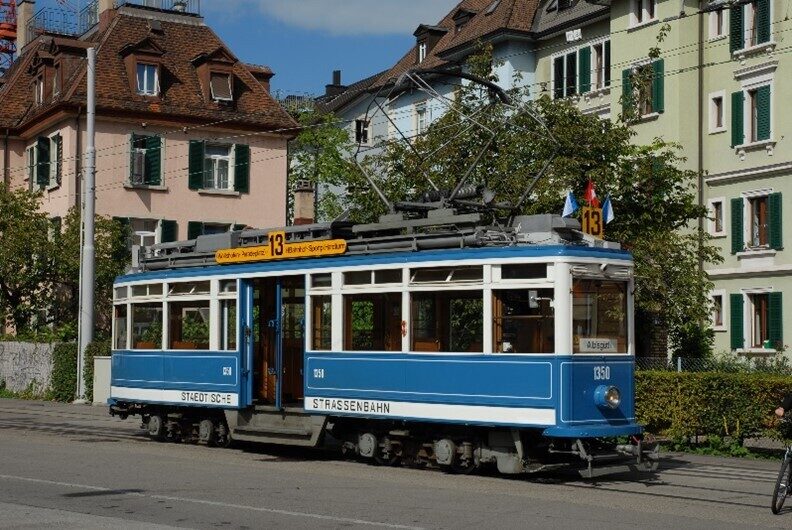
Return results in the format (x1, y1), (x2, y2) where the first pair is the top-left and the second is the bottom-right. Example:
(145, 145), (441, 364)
(0, 399), (787, 529)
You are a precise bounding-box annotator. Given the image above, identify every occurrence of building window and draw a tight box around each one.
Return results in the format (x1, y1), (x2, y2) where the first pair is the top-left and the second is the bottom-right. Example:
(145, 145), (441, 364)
(748, 195), (768, 247)
(29, 135), (62, 189)
(710, 92), (725, 132)
(709, 9), (725, 39)
(355, 119), (370, 144)
(731, 85), (771, 147)
(631, 0), (657, 26)
(129, 134), (162, 186)
(136, 63), (159, 96)
(210, 72), (233, 102)
(203, 144), (232, 190)
(34, 76), (44, 105)
(709, 198), (725, 236)
(749, 292), (769, 347)
(591, 40), (611, 90)
(622, 60), (664, 117)
(416, 103), (428, 134)
(52, 66), (61, 98)
(130, 218), (160, 248)
(418, 41), (427, 63)
(712, 293), (724, 328)
(731, 0), (771, 52)
(552, 51), (577, 99)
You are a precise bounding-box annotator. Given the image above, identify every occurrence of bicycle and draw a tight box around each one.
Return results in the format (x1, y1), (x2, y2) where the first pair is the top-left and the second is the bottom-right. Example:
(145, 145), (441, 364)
(772, 438), (792, 514)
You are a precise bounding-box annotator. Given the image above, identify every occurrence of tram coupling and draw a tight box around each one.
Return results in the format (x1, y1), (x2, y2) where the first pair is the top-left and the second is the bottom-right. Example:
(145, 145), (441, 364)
(575, 437), (660, 479)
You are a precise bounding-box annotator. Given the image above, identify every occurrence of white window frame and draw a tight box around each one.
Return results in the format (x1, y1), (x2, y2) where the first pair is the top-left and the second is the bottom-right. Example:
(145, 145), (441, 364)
(418, 42), (427, 63)
(550, 49), (577, 99)
(709, 90), (726, 134)
(130, 218), (162, 249)
(210, 72), (234, 102)
(630, 0), (657, 28)
(203, 144), (235, 191)
(741, 188), (773, 250)
(589, 37), (611, 92)
(710, 289), (727, 332)
(708, 8), (726, 40)
(707, 197), (726, 237)
(136, 63), (159, 96)
(740, 287), (775, 351)
(34, 76), (45, 105)
(354, 118), (371, 145)
(28, 133), (60, 190)
(415, 102), (428, 135)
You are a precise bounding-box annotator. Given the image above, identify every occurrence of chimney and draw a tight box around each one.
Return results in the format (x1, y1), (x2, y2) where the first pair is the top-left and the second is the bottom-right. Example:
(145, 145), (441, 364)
(324, 69), (346, 97)
(98, 0), (121, 32)
(293, 180), (316, 226)
(15, 0), (34, 53)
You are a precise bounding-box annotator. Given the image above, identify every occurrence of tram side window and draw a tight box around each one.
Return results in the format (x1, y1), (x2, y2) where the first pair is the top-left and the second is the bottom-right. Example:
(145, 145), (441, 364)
(114, 305), (128, 350)
(312, 296), (332, 350)
(493, 289), (554, 354)
(169, 301), (210, 350)
(219, 299), (237, 350)
(411, 291), (483, 352)
(344, 293), (401, 351)
(131, 304), (163, 350)
(573, 279), (628, 354)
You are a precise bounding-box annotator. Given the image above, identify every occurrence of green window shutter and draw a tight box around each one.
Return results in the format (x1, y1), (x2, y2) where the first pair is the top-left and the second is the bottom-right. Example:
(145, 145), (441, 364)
(234, 143), (250, 194)
(756, 0), (770, 44)
(730, 5), (744, 53)
(731, 91), (744, 147)
(730, 294), (744, 350)
(621, 68), (633, 116)
(160, 220), (178, 243)
(769, 192), (783, 250)
(731, 197), (744, 254)
(652, 59), (664, 114)
(53, 134), (62, 185)
(756, 85), (771, 141)
(36, 137), (50, 186)
(145, 136), (162, 186)
(578, 46), (591, 94)
(187, 221), (204, 240)
(768, 292), (783, 348)
(604, 40), (611, 87)
(188, 140), (205, 190)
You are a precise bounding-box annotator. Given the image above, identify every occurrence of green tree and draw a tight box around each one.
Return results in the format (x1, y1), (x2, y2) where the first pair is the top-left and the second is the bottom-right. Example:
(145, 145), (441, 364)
(0, 185), (57, 332)
(288, 108), (360, 222)
(338, 44), (720, 356)
(53, 209), (129, 337)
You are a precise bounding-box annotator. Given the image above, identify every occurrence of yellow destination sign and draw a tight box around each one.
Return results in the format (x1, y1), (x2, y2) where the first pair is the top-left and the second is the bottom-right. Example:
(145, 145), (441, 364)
(216, 232), (347, 264)
(581, 207), (604, 240)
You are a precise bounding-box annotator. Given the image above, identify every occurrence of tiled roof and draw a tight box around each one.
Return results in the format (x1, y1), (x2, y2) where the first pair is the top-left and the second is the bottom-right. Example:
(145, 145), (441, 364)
(371, 0), (541, 89)
(0, 8), (297, 134)
(315, 69), (389, 114)
(531, 0), (608, 36)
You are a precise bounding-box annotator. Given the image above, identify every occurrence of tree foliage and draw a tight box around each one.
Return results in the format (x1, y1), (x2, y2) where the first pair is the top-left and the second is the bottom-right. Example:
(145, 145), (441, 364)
(321, 43), (721, 356)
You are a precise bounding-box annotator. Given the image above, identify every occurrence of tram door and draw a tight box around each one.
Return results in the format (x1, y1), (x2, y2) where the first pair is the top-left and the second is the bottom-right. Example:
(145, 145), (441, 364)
(252, 277), (305, 407)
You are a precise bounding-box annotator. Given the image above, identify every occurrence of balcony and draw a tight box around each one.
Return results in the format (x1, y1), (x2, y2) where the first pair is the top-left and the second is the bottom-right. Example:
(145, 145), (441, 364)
(119, 0), (201, 15)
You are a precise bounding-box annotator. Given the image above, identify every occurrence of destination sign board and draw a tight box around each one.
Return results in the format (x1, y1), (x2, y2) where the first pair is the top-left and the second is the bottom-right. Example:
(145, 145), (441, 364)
(216, 231), (347, 264)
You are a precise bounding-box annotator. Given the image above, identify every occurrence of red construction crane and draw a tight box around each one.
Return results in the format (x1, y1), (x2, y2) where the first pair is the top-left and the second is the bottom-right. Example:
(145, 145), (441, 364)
(0, 0), (16, 74)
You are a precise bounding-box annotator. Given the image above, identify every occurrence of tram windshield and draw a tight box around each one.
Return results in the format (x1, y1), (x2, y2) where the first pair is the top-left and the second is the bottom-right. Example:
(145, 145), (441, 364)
(572, 279), (628, 354)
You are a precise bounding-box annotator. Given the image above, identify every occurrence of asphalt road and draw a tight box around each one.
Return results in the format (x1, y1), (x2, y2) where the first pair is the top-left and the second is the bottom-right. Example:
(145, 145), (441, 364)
(0, 399), (789, 529)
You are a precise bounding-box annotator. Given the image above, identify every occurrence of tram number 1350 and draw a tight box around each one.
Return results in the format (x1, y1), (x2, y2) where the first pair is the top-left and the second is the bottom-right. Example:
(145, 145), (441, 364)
(593, 366), (611, 381)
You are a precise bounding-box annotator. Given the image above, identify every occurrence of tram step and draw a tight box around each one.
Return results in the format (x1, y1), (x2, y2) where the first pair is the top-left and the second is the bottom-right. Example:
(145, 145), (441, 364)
(235, 426), (313, 437)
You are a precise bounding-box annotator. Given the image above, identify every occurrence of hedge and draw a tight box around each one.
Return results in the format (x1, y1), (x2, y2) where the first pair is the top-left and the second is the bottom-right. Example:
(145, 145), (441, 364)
(636, 371), (792, 441)
(49, 343), (78, 402)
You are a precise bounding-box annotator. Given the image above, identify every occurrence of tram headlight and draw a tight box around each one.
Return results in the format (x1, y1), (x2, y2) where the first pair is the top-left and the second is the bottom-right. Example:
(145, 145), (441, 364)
(594, 385), (621, 410)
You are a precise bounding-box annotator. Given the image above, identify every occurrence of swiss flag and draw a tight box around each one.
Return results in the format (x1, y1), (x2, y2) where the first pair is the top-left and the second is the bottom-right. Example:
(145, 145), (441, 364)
(584, 180), (600, 208)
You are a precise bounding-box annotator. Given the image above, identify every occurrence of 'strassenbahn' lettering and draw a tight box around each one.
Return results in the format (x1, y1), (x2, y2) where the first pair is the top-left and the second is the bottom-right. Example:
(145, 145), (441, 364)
(311, 398), (391, 415)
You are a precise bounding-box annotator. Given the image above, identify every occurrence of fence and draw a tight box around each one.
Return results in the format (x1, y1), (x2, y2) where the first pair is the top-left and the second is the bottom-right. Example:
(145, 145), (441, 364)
(636, 355), (792, 375)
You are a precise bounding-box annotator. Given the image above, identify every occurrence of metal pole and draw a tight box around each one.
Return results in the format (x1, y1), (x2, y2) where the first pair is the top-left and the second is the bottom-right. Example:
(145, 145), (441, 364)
(76, 47), (96, 402)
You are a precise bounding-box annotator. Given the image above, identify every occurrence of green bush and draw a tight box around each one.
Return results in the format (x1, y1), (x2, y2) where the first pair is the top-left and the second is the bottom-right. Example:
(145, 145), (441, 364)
(636, 371), (792, 442)
(83, 340), (110, 402)
(49, 342), (78, 402)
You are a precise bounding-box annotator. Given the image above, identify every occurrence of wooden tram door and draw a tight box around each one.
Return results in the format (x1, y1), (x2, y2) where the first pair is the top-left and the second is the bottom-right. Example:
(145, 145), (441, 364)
(252, 276), (305, 408)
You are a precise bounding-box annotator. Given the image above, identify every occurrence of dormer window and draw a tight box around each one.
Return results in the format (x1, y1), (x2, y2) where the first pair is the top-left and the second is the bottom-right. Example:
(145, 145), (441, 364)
(210, 72), (233, 102)
(52, 66), (61, 98)
(34, 76), (45, 105)
(418, 42), (427, 63)
(136, 63), (159, 96)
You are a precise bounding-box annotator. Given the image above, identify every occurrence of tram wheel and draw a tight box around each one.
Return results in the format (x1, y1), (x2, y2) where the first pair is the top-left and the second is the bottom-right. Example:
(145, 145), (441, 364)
(198, 419), (217, 446)
(147, 415), (165, 441)
(216, 422), (232, 448)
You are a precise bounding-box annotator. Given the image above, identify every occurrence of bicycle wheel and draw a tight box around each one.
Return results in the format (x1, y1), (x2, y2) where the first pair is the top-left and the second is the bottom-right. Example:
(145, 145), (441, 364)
(771, 455), (792, 514)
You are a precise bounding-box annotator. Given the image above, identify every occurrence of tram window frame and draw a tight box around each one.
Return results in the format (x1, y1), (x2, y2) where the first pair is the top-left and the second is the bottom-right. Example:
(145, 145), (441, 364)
(168, 300), (211, 350)
(168, 281), (210, 297)
(113, 304), (128, 350)
(411, 266), (483, 284)
(410, 290), (483, 353)
(572, 279), (628, 354)
(492, 289), (555, 354)
(311, 273), (332, 290)
(218, 280), (238, 351)
(344, 269), (403, 287)
(343, 292), (402, 352)
(131, 303), (164, 350)
(312, 295), (332, 351)
(500, 263), (548, 281)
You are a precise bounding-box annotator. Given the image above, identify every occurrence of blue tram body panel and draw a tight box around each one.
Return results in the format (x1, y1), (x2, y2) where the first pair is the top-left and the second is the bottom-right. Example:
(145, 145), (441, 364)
(111, 350), (243, 408)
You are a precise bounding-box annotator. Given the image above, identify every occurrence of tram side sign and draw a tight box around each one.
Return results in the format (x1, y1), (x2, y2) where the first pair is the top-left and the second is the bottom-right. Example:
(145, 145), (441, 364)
(216, 231), (347, 264)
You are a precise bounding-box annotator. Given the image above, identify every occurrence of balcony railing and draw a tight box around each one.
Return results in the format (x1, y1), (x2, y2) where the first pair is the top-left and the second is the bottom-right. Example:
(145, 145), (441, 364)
(118, 0), (201, 15)
(26, 8), (81, 44)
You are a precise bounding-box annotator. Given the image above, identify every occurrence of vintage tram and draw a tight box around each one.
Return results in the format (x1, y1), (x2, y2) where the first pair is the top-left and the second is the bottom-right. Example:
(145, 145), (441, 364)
(109, 212), (657, 476)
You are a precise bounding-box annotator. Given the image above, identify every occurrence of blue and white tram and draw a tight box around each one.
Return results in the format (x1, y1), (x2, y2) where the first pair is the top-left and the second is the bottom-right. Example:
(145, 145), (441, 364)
(109, 215), (657, 476)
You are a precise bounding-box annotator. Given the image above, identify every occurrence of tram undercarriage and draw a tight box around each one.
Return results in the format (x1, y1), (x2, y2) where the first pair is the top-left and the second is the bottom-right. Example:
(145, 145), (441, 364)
(111, 403), (658, 477)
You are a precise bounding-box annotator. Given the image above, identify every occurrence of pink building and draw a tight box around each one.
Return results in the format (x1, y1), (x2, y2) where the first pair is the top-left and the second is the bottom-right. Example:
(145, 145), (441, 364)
(0, 0), (296, 246)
